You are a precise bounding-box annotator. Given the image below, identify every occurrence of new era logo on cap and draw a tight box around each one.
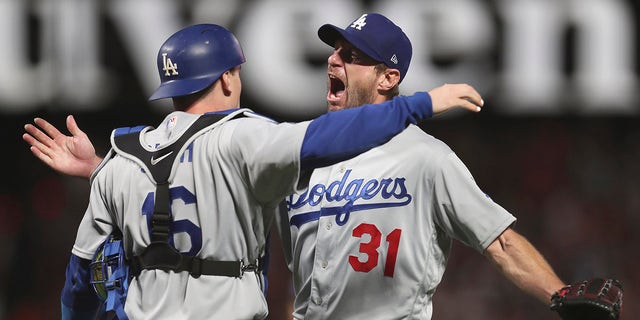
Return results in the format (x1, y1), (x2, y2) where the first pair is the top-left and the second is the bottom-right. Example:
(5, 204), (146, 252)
(391, 54), (398, 65)
(318, 13), (413, 82)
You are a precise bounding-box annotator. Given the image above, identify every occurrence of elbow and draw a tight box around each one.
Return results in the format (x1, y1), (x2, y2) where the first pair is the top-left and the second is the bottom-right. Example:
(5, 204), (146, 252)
(483, 228), (515, 262)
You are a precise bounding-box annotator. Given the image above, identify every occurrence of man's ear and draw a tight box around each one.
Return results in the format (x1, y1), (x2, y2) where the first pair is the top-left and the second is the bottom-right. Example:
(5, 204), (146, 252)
(378, 69), (401, 91)
(220, 70), (233, 96)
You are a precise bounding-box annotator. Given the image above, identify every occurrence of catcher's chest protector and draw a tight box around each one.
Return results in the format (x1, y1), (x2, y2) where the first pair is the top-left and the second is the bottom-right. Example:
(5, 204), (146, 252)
(111, 113), (261, 279)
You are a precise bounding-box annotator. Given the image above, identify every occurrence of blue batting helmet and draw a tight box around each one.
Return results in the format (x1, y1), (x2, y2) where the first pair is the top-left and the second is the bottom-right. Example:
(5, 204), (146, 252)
(148, 24), (246, 101)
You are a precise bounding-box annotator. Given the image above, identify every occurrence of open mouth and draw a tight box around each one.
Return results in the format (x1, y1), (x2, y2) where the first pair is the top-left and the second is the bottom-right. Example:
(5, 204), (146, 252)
(328, 74), (345, 101)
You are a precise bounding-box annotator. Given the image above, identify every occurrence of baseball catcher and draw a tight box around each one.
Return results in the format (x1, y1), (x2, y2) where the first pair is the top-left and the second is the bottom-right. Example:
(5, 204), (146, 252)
(550, 278), (623, 320)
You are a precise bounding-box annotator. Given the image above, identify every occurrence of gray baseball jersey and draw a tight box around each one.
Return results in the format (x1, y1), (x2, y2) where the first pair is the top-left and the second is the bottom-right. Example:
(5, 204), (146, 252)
(72, 110), (305, 319)
(282, 125), (516, 320)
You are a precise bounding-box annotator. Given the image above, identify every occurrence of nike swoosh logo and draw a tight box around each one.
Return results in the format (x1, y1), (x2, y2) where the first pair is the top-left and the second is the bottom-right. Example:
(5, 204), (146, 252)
(150, 151), (173, 165)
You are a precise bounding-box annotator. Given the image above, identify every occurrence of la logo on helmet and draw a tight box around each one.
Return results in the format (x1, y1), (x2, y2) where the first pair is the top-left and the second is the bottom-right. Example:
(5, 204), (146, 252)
(162, 53), (179, 76)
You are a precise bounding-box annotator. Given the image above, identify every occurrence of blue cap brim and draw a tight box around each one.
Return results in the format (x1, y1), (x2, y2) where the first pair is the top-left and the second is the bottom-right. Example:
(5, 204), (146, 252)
(318, 24), (385, 64)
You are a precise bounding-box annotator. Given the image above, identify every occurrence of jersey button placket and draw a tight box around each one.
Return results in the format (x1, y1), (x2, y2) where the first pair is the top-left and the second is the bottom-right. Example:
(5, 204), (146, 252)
(310, 166), (341, 316)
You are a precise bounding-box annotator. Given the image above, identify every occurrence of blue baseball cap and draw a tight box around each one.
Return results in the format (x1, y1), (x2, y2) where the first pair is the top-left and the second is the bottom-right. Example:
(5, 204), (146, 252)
(318, 13), (412, 82)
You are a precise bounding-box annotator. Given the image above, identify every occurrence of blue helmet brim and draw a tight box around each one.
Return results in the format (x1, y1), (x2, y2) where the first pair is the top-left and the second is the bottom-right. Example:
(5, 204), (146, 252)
(148, 77), (217, 101)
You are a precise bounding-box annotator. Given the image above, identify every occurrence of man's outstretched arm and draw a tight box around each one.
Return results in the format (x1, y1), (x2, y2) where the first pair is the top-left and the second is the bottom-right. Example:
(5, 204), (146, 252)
(23, 83), (483, 179)
(483, 227), (566, 305)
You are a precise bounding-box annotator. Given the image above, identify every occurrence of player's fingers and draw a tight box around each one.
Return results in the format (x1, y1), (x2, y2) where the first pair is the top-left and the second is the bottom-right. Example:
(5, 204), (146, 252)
(457, 99), (482, 113)
(455, 84), (483, 108)
(24, 123), (55, 147)
(66, 115), (86, 137)
(464, 93), (483, 109)
(34, 117), (65, 139)
(22, 132), (35, 145)
(29, 146), (54, 165)
(23, 133), (52, 156)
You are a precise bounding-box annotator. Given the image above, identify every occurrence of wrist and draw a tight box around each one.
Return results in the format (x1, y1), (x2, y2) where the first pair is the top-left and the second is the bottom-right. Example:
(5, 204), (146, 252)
(85, 155), (103, 179)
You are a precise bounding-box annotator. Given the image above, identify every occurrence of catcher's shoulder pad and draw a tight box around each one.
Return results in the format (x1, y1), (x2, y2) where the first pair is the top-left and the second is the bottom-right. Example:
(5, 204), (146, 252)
(110, 114), (230, 184)
(550, 278), (623, 320)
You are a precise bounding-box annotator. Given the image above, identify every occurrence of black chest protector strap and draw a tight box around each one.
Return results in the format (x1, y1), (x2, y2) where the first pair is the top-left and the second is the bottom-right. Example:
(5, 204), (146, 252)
(112, 113), (264, 278)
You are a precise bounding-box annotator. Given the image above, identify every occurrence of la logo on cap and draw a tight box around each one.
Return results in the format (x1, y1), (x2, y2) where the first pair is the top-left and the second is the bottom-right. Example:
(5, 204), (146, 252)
(350, 14), (368, 30)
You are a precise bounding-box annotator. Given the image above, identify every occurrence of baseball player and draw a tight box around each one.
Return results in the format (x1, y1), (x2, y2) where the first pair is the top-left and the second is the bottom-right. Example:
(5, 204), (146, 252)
(279, 13), (621, 320)
(279, 13), (565, 319)
(24, 23), (484, 319)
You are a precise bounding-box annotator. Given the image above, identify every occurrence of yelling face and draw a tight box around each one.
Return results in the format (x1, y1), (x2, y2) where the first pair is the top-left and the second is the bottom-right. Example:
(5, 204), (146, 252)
(326, 39), (382, 111)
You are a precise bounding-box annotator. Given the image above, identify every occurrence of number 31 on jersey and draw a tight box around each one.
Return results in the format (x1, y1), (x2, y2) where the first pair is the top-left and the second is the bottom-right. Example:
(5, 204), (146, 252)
(349, 223), (401, 277)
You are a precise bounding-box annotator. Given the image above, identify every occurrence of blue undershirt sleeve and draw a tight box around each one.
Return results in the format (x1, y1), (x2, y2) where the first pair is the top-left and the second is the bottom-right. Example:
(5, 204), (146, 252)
(300, 92), (432, 171)
(61, 254), (102, 320)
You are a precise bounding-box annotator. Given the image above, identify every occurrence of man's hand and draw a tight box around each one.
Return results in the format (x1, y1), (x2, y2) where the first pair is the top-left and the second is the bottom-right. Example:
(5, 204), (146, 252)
(428, 83), (484, 115)
(23, 115), (101, 179)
